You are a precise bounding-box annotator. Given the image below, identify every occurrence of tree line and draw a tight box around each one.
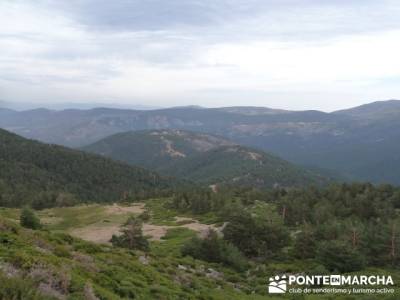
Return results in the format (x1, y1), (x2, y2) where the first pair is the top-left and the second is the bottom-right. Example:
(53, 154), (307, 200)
(172, 183), (400, 272)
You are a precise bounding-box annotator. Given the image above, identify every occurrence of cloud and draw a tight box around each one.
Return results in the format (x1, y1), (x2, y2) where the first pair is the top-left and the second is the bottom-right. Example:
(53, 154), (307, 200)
(1, 0), (400, 110)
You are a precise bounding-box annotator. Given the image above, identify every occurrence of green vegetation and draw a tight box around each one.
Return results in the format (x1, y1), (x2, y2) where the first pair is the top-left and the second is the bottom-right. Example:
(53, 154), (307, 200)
(171, 183), (400, 273)
(274, 183), (400, 268)
(0, 128), (177, 208)
(223, 208), (289, 258)
(182, 230), (247, 271)
(40, 205), (112, 231)
(111, 216), (149, 251)
(1, 182), (400, 299)
(170, 145), (330, 187)
(0, 273), (54, 300)
(0, 212), (271, 299)
(316, 240), (366, 273)
(171, 187), (227, 215)
(20, 207), (41, 230)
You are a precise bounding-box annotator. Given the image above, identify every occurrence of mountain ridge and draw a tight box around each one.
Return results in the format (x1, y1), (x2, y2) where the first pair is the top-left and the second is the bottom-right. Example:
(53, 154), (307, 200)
(1, 100), (400, 184)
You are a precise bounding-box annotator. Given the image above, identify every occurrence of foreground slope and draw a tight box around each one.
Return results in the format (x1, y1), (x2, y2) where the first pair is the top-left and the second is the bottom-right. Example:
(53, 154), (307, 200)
(0, 128), (174, 208)
(83, 129), (330, 188)
(1, 182), (399, 300)
(0, 216), (267, 300)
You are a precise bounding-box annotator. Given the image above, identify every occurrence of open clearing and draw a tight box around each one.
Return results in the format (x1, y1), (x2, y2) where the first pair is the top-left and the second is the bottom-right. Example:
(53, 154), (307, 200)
(1, 201), (219, 244)
(50, 202), (218, 244)
(69, 214), (217, 244)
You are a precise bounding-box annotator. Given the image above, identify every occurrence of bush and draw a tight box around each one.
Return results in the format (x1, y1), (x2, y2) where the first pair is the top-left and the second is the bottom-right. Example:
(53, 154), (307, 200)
(182, 230), (248, 271)
(138, 210), (151, 222)
(20, 207), (41, 230)
(54, 245), (71, 258)
(0, 274), (52, 300)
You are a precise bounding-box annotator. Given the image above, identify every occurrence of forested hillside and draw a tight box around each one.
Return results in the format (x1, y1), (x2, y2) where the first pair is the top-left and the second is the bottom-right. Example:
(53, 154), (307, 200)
(83, 130), (331, 188)
(169, 145), (330, 187)
(0, 129), (175, 208)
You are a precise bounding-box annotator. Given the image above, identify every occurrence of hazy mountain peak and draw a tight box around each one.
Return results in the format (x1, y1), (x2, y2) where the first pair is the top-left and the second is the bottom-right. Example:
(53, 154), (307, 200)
(334, 99), (400, 118)
(215, 106), (290, 115)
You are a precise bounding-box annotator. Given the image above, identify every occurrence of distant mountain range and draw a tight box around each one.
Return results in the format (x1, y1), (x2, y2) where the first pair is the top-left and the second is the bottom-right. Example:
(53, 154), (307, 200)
(1, 100), (399, 185)
(0, 128), (175, 208)
(82, 129), (331, 188)
(0, 100), (161, 111)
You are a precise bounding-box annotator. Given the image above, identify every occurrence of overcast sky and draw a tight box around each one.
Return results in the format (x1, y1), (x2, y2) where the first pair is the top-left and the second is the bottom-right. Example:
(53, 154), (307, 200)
(1, 0), (400, 111)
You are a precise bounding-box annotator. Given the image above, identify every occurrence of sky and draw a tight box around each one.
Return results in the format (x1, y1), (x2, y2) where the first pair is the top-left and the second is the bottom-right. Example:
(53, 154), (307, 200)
(1, 0), (400, 111)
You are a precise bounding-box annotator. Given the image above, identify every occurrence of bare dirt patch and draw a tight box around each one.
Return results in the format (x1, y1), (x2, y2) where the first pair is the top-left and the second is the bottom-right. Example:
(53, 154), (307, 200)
(71, 218), (218, 243)
(209, 184), (218, 193)
(69, 203), (218, 243)
(40, 216), (63, 226)
(178, 219), (217, 238)
(71, 223), (175, 244)
(247, 151), (262, 161)
(161, 137), (186, 158)
(143, 218), (217, 241)
(70, 225), (120, 244)
(175, 217), (194, 223)
(143, 224), (170, 241)
(104, 203), (145, 215)
(69, 203), (146, 244)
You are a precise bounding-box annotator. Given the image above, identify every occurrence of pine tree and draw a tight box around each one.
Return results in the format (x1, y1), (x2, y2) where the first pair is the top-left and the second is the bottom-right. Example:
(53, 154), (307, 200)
(110, 216), (149, 251)
(20, 207), (41, 230)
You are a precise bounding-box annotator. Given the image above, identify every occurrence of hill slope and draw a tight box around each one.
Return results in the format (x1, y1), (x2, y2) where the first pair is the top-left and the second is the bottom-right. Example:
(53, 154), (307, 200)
(83, 130), (330, 188)
(0, 129), (175, 208)
(0, 215), (266, 300)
